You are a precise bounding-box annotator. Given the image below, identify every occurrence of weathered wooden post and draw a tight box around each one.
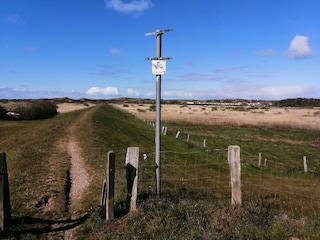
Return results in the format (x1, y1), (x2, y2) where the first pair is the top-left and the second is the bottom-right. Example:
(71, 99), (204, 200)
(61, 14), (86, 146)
(228, 146), (241, 205)
(101, 151), (115, 221)
(0, 152), (11, 231)
(187, 134), (190, 142)
(125, 147), (139, 212)
(175, 131), (180, 139)
(162, 126), (167, 135)
(303, 156), (308, 173)
(203, 139), (206, 148)
(258, 153), (262, 167)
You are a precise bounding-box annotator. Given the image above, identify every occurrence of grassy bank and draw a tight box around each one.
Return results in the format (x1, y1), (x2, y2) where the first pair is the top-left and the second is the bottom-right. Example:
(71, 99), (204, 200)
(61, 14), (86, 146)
(1, 104), (320, 239)
(0, 108), (90, 239)
(75, 104), (320, 239)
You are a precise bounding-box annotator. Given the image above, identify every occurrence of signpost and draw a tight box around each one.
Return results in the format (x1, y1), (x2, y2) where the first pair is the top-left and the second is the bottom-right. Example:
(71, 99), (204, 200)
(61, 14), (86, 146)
(145, 29), (172, 196)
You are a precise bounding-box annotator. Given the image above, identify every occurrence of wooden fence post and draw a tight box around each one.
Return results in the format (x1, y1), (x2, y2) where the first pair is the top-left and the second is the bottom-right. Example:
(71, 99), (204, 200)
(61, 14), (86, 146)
(228, 146), (241, 205)
(187, 134), (190, 142)
(258, 153), (262, 167)
(175, 131), (180, 139)
(203, 139), (206, 148)
(162, 126), (167, 135)
(125, 147), (139, 212)
(101, 151), (115, 221)
(0, 152), (11, 231)
(303, 156), (308, 173)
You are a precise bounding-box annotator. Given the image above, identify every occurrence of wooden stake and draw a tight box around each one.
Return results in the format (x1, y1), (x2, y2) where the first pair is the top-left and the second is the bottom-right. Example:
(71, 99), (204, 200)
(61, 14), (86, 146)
(228, 146), (241, 205)
(0, 152), (11, 231)
(125, 147), (139, 212)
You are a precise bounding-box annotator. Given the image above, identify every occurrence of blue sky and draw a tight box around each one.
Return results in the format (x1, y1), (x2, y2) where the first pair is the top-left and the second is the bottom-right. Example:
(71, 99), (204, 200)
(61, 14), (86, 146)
(0, 0), (319, 100)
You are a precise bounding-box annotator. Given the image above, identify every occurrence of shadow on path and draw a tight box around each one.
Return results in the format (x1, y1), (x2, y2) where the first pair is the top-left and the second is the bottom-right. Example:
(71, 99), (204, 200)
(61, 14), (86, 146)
(2, 213), (89, 237)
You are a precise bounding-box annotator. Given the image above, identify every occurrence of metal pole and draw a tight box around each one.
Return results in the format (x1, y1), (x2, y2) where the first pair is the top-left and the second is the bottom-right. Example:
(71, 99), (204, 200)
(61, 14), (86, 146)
(155, 32), (162, 196)
(145, 29), (172, 196)
(155, 76), (161, 195)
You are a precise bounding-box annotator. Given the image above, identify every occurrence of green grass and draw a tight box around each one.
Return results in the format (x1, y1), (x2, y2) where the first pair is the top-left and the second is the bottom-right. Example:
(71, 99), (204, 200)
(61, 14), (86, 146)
(0, 109), (88, 238)
(1, 103), (320, 239)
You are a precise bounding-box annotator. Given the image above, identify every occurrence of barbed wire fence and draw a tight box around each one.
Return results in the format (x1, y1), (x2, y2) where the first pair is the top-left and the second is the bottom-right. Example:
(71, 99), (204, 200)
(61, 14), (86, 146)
(138, 120), (320, 213)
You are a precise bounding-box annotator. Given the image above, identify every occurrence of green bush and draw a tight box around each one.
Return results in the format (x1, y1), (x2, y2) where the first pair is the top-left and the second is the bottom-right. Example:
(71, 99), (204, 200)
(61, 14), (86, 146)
(149, 104), (156, 112)
(9, 101), (58, 120)
(0, 105), (7, 119)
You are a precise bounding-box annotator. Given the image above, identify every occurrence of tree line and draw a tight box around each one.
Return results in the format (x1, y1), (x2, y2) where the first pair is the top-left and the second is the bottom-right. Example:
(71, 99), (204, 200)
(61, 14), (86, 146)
(274, 98), (320, 108)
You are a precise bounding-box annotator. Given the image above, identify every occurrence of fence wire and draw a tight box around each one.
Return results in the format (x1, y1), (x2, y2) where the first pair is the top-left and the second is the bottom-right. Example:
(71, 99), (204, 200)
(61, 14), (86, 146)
(138, 119), (320, 213)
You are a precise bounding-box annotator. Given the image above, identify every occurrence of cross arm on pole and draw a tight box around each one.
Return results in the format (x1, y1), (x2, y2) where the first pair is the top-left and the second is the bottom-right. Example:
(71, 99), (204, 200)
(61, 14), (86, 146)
(145, 28), (173, 36)
(145, 57), (172, 61)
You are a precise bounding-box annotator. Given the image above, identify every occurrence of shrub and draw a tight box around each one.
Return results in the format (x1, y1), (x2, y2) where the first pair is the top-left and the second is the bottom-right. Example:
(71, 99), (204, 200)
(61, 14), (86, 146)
(0, 105), (7, 119)
(313, 111), (320, 116)
(149, 104), (156, 112)
(9, 101), (58, 120)
(232, 106), (247, 111)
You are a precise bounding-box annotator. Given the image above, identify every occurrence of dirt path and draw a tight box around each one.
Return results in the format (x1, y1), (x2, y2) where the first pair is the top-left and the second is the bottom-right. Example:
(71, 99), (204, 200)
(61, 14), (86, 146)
(63, 138), (90, 239)
(63, 111), (92, 239)
(67, 139), (90, 212)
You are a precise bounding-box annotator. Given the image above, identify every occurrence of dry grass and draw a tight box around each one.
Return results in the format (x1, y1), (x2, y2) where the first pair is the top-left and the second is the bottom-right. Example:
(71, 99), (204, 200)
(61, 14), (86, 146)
(113, 103), (320, 130)
(57, 103), (95, 113)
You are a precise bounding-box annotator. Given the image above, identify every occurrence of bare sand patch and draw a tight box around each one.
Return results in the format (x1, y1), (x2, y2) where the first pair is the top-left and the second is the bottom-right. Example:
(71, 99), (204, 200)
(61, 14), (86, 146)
(57, 103), (95, 113)
(112, 103), (320, 130)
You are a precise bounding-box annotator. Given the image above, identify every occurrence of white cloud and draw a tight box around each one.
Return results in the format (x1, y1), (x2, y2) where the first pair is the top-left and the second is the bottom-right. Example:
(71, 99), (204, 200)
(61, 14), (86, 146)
(110, 47), (121, 55)
(127, 88), (140, 97)
(86, 86), (119, 95)
(253, 48), (274, 56)
(24, 47), (37, 52)
(163, 89), (194, 98)
(257, 85), (314, 99)
(0, 86), (80, 99)
(145, 90), (154, 97)
(286, 35), (315, 59)
(158, 80), (319, 100)
(177, 73), (224, 82)
(6, 14), (23, 25)
(105, 0), (152, 14)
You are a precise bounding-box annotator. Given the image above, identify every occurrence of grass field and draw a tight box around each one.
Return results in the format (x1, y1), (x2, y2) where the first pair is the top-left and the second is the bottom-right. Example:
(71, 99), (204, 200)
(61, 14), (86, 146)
(1, 103), (320, 239)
